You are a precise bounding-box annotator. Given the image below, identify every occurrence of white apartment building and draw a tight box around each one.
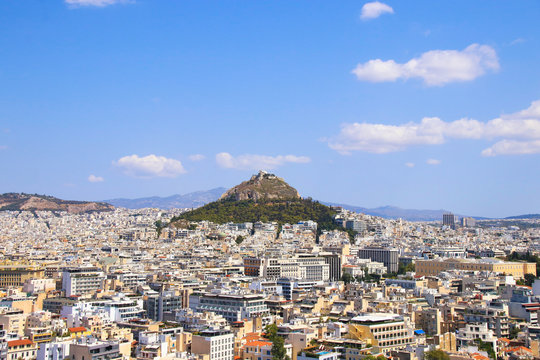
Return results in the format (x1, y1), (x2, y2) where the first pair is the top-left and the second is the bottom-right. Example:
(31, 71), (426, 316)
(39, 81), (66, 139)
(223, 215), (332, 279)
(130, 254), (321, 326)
(191, 330), (234, 360)
(456, 323), (497, 354)
(62, 268), (105, 297)
(36, 340), (71, 360)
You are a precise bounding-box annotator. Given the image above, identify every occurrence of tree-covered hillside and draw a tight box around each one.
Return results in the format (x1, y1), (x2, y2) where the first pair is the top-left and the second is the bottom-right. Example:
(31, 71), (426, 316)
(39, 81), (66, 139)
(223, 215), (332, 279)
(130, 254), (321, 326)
(171, 197), (333, 224)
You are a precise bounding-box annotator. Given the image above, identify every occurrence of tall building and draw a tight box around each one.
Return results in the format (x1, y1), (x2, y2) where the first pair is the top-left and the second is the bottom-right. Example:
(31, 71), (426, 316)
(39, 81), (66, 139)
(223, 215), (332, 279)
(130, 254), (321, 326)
(358, 247), (399, 273)
(461, 217), (476, 228)
(320, 252), (342, 281)
(62, 267), (106, 297)
(145, 290), (186, 321)
(442, 213), (458, 229)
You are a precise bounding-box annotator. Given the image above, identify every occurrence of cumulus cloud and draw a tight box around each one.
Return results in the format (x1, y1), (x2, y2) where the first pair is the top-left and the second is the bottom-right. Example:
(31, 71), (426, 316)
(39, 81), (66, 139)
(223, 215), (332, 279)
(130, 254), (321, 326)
(216, 152), (310, 171)
(88, 175), (104, 183)
(352, 44), (499, 86)
(405, 162), (415, 168)
(189, 154), (206, 162)
(426, 159), (441, 165)
(328, 99), (540, 156)
(114, 154), (186, 178)
(360, 1), (394, 20)
(481, 140), (540, 157)
(65, 0), (131, 7)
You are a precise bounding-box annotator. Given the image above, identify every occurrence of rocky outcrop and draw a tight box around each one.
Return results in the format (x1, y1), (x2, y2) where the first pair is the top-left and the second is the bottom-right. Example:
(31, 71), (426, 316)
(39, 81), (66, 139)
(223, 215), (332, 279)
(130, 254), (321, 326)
(219, 170), (300, 202)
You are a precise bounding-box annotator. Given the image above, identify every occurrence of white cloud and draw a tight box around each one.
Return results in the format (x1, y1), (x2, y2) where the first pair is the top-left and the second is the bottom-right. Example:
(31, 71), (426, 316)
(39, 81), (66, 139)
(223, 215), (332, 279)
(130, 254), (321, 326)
(426, 159), (441, 165)
(0, 145), (7, 150)
(328, 98), (540, 156)
(88, 174), (104, 183)
(114, 154), (186, 178)
(189, 154), (206, 162)
(405, 162), (415, 168)
(328, 117), (446, 154)
(481, 140), (540, 157)
(216, 152), (310, 171)
(360, 1), (394, 20)
(65, 0), (131, 7)
(352, 44), (499, 86)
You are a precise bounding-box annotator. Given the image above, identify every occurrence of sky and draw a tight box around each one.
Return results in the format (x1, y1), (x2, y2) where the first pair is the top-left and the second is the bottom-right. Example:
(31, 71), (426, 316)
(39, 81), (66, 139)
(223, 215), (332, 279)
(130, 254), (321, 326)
(0, 0), (539, 218)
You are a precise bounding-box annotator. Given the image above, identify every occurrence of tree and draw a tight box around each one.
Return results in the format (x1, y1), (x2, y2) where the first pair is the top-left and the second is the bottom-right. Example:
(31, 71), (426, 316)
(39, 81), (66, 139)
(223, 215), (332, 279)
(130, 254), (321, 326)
(474, 339), (495, 359)
(154, 220), (165, 238)
(424, 349), (450, 360)
(524, 273), (536, 286)
(235, 235), (244, 245)
(271, 335), (289, 360)
(265, 324), (290, 360)
(265, 324), (278, 340)
(341, 272), (354, 284)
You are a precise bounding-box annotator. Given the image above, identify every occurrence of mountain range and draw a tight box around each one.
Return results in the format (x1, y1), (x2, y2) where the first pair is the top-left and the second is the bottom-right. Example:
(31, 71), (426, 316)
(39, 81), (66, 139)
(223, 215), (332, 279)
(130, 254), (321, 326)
(104, 187), (227, 209)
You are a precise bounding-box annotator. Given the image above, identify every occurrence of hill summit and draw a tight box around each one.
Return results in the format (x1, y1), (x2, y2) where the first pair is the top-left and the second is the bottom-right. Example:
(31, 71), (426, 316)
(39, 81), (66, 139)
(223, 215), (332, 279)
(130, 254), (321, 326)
(219, 170), (300, 202)
(0, 193), (114, 213)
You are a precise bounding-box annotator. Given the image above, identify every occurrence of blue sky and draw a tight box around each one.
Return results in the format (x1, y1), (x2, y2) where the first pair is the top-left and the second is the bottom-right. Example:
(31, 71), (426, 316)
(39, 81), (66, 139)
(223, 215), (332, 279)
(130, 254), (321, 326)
(0, 0), (539, 218)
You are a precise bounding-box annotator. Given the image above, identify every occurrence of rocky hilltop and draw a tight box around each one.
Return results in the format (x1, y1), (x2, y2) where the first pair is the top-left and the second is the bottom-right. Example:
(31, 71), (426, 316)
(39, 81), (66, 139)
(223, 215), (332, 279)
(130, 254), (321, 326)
(219, 170), (300, 202)
(0, 193), (114, 213)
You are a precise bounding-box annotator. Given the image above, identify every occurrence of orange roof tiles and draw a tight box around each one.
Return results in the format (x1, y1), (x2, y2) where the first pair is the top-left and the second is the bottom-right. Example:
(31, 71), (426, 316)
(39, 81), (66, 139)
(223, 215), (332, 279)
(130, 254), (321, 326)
(245, 340), (273, 347)
(68, 327), (88, 333)
(8, 339), (33, 347)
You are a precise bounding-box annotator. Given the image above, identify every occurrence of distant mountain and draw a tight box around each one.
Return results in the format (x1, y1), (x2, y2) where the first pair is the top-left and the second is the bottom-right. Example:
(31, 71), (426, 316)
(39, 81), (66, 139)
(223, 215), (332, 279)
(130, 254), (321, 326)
(105, 188), (227, 209)
(322, 202), (475, 222)
(0, 193), (114, 213)
(505, 214), (540, 220)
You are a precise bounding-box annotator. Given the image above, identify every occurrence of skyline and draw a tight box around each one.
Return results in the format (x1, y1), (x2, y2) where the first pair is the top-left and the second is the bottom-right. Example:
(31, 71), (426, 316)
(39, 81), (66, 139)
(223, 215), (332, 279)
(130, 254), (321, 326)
(1, 1), (539, 218)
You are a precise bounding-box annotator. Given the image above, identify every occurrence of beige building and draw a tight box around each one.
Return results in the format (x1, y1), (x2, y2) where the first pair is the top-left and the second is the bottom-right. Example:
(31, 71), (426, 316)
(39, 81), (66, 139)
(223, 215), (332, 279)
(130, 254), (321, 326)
(347, 313), (416, 353)
(7, 339), (38, 360)
(0, 310), (28, 336)
(416, 258), (536, 279)
(0, 263), (44, 288)
(70, 340), (130, 360)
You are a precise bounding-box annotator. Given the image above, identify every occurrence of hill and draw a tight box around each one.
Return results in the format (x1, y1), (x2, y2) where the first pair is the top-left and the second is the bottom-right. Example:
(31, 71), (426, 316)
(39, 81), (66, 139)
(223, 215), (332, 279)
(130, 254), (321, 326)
(0, 193), (114, 213)
(170, 172), (350, 236)
(104, 188), (226, 209)
(504, 214), (540, 220)
(220, 170), (299, 201)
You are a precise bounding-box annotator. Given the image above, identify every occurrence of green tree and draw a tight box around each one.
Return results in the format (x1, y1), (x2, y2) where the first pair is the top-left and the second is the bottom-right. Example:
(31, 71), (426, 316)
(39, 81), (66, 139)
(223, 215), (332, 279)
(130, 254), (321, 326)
(235, 235), (245, 245)
(341, 272), (354, 284)
(265, 324), (290, 360)
(474, 339), (495, 359)
(271, 335), (290, 360)
(424, 349), (450, 360)
(265, 324), (278, 340)
(154, 220), (165, 238)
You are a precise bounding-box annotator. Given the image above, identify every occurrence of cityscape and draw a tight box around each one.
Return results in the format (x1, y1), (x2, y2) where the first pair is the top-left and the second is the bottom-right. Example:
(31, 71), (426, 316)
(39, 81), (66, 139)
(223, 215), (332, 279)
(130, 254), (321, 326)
(1, 2), (540, 360)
